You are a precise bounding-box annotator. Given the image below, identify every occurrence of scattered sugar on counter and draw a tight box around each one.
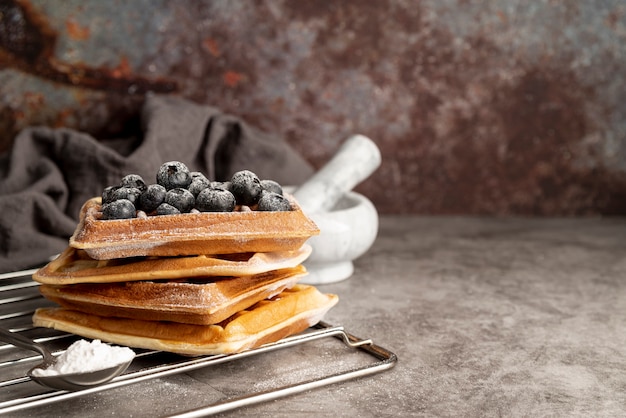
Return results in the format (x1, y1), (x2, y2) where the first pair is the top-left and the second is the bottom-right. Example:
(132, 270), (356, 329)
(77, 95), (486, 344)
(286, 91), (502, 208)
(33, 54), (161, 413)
(32, 339), (135, 376)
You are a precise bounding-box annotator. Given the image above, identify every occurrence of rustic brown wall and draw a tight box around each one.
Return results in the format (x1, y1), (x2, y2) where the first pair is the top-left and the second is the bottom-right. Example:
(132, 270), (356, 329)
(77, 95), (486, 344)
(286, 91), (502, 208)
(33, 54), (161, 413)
(1, 0), (625, 215)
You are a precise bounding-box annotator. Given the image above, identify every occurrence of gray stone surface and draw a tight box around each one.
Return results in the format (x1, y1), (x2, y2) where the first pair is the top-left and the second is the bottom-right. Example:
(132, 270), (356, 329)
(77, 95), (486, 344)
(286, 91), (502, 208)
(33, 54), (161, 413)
(5, 216), (626, 417)
(319, 216), (626, 417)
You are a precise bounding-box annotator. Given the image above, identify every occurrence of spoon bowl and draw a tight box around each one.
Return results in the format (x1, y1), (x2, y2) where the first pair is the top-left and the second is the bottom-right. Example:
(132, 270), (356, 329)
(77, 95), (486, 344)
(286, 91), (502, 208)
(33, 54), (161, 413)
(28, 361), (132, 391)
(0, 327), (132, 391)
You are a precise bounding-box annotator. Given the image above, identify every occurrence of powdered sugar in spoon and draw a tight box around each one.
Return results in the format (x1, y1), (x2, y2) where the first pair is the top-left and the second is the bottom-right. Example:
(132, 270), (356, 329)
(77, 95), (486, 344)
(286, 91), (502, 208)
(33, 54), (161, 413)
(0, 327), (133, 391)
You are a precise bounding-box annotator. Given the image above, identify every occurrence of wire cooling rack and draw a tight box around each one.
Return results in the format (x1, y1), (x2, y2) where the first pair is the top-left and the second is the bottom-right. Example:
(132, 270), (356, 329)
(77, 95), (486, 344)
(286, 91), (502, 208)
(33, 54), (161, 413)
(0, 267), (397, 417)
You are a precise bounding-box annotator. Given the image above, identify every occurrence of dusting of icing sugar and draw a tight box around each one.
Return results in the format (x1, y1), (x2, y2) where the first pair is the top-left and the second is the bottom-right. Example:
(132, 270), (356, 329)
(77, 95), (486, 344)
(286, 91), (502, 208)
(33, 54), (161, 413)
(31, 339), (135, 376)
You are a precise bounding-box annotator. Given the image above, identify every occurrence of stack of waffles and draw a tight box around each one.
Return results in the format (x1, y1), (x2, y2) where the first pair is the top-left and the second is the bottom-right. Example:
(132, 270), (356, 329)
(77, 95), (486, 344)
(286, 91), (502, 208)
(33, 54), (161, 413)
(32, 194), (337, 355)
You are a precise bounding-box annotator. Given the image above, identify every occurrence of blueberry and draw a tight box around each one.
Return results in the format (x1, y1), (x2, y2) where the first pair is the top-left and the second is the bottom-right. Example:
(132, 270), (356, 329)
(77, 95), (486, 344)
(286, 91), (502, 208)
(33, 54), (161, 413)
(156, 202), (181, 216)
(196, 188), (236, 212)
(230, 170), (262, 206)
(257, 191), (292, 211)
(156, 161), (192, 190)
(111, 186), (142, 205)
(101, 199), (136, 220)
(102, 185), (120, 204)
(120, 174), (147, 192)
(138, 184), (167, 212)
(260, 179), (283, 195)
(164, 188), (195, 213)
(188, 176), (211, 197)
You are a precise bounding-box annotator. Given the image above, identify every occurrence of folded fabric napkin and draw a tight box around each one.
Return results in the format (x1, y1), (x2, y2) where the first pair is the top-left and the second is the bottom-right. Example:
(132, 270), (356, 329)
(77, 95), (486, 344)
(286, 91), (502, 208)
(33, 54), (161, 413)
(0, 94), (313, 273)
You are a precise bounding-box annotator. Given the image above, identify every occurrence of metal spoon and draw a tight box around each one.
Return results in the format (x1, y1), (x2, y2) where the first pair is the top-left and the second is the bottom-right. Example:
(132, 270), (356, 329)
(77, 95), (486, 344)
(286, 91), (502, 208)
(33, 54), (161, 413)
(0, 327), (132, 391)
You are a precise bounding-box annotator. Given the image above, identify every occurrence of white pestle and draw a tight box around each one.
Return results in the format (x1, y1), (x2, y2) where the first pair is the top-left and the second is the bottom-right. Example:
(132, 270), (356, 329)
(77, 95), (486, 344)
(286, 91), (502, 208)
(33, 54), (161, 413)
(293, 134), (381, 214)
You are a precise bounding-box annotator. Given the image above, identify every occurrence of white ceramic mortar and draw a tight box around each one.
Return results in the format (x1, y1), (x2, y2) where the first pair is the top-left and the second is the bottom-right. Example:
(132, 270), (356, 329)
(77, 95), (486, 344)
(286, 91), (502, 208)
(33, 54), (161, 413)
(300, 190), (378, 284)
(291, 134), (381, 284)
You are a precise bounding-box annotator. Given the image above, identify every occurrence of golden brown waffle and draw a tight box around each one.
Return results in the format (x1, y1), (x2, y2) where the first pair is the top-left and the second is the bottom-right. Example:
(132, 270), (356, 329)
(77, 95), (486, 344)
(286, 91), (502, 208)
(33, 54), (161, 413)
(33, 284), (338, 355)
(34, 245), (312, 285)
(38, 266), (307, 325)
(69, 194), (319, 260)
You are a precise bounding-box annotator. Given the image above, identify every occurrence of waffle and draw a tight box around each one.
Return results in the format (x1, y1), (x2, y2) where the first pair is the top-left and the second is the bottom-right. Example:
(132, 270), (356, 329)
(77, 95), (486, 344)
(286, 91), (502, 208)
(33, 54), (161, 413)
(33, 284), (338, 355)
(69, 194), (319, 260)
(38, 266), (306, 325)
(33, 245), (312, 285)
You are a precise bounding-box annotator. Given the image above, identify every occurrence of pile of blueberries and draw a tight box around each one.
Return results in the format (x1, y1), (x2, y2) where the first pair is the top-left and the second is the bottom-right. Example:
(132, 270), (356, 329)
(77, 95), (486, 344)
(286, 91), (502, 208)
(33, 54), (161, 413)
(101, 161), (292, 220)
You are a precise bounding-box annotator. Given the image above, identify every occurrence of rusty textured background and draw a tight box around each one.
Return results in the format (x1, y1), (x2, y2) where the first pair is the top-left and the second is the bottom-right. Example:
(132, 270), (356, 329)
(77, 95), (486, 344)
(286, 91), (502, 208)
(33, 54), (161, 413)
(1, 0), (625, 215)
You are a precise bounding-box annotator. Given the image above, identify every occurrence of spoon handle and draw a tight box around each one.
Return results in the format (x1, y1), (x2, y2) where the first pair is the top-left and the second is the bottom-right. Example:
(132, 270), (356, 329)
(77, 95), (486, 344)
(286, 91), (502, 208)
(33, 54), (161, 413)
(0, 327), (56, 365)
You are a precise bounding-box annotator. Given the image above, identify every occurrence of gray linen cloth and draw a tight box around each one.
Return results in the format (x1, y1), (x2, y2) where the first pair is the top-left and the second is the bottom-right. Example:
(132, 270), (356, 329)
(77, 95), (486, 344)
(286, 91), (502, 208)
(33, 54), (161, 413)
(0, 94), (313, 273)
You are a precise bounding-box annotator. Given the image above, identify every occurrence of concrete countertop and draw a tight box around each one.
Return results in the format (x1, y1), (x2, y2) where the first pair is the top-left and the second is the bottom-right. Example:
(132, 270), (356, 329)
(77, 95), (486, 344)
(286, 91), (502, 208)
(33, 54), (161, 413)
(228, 216), (626, 417)
(8, 216), (626, 417)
